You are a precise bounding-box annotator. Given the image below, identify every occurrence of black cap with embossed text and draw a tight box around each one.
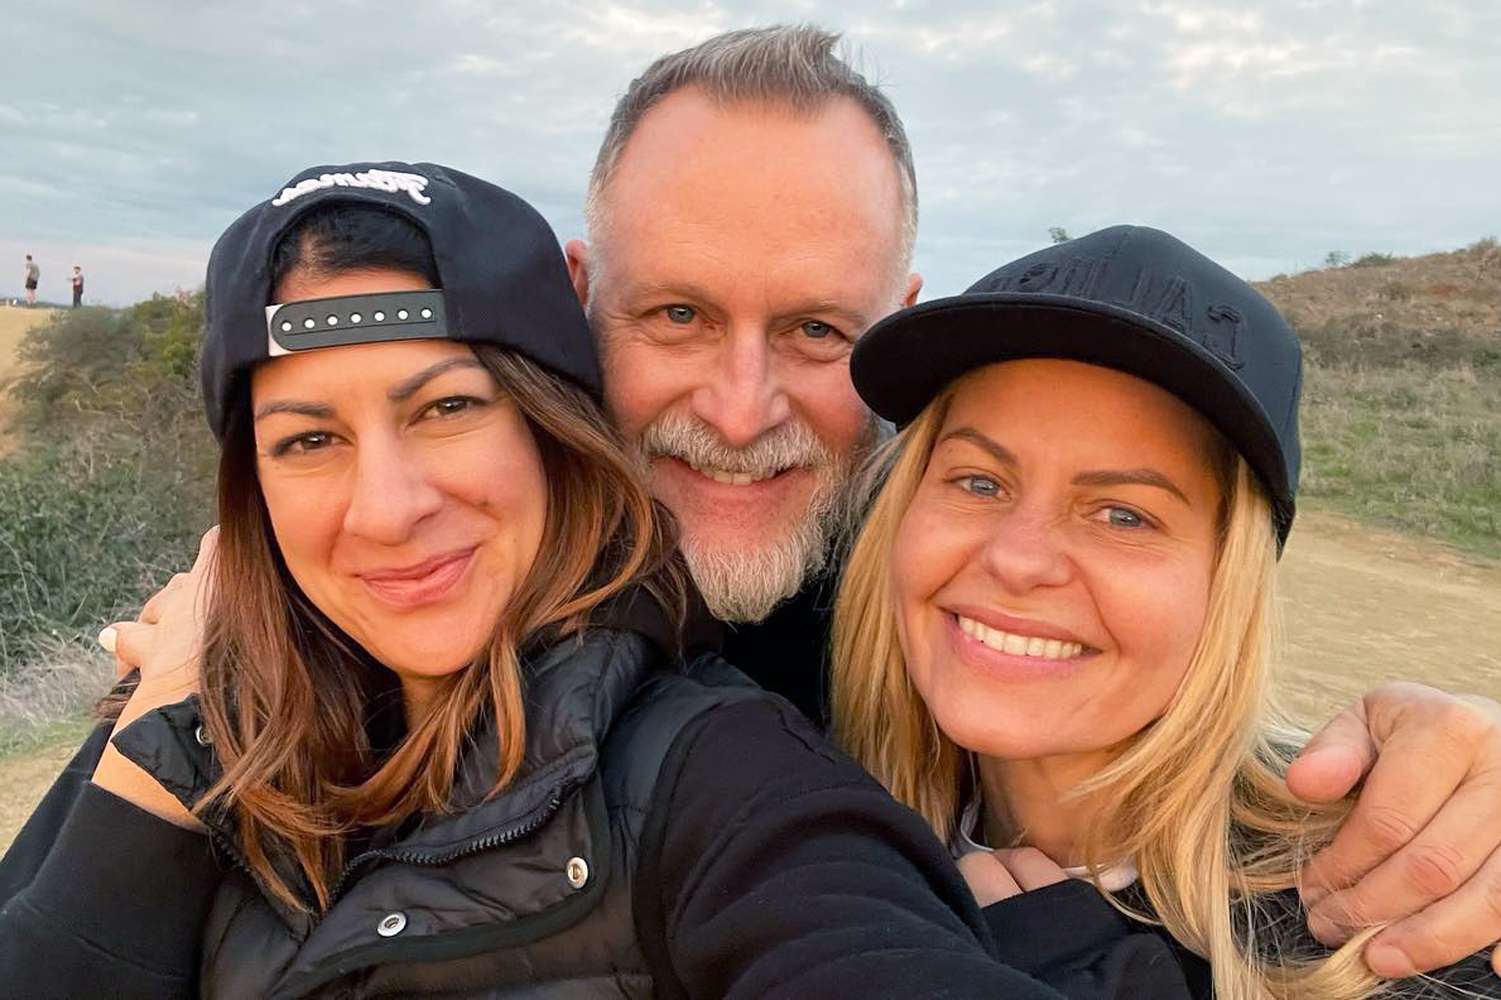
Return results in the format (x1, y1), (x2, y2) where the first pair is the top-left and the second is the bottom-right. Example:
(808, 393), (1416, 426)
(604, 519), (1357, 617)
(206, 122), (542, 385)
(851, 225), (1302, 545)
(200, 161), (600, 441)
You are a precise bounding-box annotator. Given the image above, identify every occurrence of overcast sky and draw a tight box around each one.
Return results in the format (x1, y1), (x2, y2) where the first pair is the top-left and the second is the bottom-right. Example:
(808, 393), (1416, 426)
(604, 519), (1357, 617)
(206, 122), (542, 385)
(2, 0), (1498, 306)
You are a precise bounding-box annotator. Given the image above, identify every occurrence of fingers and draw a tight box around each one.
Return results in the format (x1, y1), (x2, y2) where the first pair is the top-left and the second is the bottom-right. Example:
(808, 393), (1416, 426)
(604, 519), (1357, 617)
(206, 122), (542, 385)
(957, 851), (1023, 907)
(136, 527), (220, 624)
(1358, 843), (1501, 978)
(1301, 714), (1468, 912)
(189, 525), (221, 609)
(139, 572), (191, 625)
(1286, 699), (1376, 805)
(1307, 769), (1501, 946)
(992, 848), (1070, 892)
(97, 624), (129, 678)
(192, 525), (220, 569)
(103, 621), (161, 677)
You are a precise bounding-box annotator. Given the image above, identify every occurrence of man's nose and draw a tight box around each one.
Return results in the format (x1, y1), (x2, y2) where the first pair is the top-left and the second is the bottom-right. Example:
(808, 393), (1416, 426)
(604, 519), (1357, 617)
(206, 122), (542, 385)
(341, 437), (444, 545)
(978, 505), (1074, 596)
(688, 329), (791, 448)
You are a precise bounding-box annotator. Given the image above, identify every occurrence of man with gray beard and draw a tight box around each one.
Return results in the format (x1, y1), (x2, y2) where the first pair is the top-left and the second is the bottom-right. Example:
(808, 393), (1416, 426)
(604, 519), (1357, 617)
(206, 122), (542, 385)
(109, 24), (1501, 980)
(565, 28), (911, 722)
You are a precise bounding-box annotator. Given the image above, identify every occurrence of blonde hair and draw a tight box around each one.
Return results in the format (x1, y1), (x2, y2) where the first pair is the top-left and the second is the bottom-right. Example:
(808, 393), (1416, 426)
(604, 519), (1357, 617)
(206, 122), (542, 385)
(833, 387), (1390, 1000)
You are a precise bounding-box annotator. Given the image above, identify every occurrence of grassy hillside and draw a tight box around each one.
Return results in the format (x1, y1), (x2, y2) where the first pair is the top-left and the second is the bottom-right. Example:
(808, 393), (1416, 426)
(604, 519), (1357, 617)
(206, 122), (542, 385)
(0, 243), (1495, 756)
(0, 297), (211, 752)
(1256, 239), (1501, 556)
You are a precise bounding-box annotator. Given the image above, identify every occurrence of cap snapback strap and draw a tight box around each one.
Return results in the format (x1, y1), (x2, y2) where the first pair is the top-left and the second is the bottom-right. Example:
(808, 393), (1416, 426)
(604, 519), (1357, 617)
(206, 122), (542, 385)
(265, 291), (449, 358)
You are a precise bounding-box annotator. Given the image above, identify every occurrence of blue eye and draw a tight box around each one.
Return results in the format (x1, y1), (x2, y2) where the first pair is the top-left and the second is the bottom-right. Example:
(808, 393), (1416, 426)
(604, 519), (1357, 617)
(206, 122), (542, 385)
(1105, 506), (1145, 528)
(960, 475), (1001, 498)
(801, 320), (835, 339)
(665, 305), (696, 324)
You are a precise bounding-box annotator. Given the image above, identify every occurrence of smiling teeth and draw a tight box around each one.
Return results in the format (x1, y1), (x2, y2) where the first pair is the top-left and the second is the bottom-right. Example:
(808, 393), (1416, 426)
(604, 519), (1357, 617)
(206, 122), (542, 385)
(690, 463), (776, 486)
(957, 616), (1084, 659)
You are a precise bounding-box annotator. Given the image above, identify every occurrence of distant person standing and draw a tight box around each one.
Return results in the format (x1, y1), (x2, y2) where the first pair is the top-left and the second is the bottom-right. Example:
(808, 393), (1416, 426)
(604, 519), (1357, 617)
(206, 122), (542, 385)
(23, 255), (39, 306)
(71, 265), (83, 308)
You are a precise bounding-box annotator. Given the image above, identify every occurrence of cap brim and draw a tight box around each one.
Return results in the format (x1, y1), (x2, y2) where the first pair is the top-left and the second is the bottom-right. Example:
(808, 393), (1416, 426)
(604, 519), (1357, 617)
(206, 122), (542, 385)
(852, 292), (1294, 532)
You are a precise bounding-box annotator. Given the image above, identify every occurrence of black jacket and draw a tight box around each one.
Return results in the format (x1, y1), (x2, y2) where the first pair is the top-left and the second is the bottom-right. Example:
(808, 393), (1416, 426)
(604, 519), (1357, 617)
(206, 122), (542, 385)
(0, 603), (1188, 999)
(983, 880), (1501, 998)
(720, 568), (835, 727)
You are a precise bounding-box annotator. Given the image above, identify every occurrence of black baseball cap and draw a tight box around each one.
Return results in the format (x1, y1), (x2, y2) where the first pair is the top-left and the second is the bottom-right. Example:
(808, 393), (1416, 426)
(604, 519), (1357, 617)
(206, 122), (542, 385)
(851, 226), (1302, 545)
(200, 161), (600, 441)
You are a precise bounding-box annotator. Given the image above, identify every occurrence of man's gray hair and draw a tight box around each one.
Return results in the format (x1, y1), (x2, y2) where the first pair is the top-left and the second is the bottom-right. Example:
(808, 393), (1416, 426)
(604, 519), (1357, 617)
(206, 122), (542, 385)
(585, 25), (919, 271)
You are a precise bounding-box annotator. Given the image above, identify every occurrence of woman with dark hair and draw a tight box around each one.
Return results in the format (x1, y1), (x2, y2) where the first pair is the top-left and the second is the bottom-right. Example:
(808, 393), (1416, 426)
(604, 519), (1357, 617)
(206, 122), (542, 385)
(0, 164), (1188, 998)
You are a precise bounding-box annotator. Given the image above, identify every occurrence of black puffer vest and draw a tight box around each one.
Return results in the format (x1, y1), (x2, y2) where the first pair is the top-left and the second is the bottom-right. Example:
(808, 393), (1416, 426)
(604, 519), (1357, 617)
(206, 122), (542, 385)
(113, 627), (762, 999)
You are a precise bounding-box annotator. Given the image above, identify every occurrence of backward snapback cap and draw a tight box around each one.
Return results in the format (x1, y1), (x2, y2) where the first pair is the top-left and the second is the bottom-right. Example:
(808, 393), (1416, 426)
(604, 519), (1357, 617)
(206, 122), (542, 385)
(200, 161), (601, 441)
(851, 225), (1303, 546)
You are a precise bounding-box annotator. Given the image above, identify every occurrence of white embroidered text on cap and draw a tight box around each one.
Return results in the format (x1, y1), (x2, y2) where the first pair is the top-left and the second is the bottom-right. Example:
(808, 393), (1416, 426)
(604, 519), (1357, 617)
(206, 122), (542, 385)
(271, 170), (432, 208)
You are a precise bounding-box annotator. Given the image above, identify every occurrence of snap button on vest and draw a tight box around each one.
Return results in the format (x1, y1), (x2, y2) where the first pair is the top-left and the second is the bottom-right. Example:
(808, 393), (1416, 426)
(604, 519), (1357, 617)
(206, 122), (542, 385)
(195, 724), (213, 747)
(377, 912), (407, 937)
(566, 857), (589, 889)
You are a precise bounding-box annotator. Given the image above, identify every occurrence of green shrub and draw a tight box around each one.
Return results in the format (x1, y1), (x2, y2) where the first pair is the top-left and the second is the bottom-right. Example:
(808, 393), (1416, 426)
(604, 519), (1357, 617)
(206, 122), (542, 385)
(1300, 359), (1501, 557)
(0, 436), (212, 660)
(0, 295), (215, 674)
(1350, 251), (1400, 268)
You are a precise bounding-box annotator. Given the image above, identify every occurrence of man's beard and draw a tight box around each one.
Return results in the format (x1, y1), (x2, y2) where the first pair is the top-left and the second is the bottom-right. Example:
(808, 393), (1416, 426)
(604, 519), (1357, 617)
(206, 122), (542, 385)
(638, 411), (876, 624)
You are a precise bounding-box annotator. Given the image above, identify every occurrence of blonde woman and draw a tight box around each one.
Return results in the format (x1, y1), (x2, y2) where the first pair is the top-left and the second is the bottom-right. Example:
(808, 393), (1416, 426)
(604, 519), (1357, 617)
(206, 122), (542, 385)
(833, 226), (1498, 999)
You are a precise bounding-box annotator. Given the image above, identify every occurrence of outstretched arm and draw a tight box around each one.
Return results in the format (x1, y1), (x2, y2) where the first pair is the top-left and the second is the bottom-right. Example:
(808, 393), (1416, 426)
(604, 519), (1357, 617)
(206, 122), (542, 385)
(1290, 682), (1501, 978)
(641, 696), (1190, 999)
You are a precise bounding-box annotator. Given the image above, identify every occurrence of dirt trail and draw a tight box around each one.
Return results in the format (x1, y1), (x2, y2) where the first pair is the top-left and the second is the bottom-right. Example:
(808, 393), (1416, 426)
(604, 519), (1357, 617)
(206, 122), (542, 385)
(1, 509), (1498, 853)
(1276, 510), (1501, 720)
(0, 305), (58, 457)
(0, 740), (79, 850)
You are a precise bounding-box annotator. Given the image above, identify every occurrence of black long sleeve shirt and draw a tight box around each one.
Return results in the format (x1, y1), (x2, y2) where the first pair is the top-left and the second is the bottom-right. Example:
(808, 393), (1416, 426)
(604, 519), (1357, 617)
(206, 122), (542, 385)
(1, 701), (1189, 999)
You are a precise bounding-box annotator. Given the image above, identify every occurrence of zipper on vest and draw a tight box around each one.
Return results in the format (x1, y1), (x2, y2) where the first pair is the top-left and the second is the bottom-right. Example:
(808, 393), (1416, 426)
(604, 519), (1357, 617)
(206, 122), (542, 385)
(325, 786), (571, 907)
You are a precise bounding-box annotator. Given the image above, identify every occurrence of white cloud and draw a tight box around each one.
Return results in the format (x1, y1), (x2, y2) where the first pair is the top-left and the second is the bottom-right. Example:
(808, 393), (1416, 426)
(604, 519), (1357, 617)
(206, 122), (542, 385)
(2, 0), (1496, 302)
(559, 3), (728, 54)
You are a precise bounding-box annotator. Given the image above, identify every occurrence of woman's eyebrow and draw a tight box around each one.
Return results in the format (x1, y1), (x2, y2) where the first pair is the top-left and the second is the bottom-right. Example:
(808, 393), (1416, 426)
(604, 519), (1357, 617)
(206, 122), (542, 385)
(939, 427), (1192, 505)
(254, 400), (333, 422)
(388, 357), (487, 402)
(938, 427), (1019, 467)
(1072, 468), (1190, 505)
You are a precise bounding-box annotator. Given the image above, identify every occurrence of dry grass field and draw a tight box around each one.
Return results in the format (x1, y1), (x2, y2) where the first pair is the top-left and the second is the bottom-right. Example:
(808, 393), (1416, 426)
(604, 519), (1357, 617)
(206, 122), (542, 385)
(2, 247), (1499, 855)
(2, 508), (1497, 852)
(0, 306), (60, 456)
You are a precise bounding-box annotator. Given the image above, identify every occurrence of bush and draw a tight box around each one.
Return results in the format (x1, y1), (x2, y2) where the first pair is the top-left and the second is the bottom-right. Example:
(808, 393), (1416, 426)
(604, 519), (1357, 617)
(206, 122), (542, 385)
(1300, 359), (1501, 556)
(1297, 318), (1500, 370)
(1350, 251), (1400, 268)
(0, 438), (212, 657)
(0, 295), (215, 678)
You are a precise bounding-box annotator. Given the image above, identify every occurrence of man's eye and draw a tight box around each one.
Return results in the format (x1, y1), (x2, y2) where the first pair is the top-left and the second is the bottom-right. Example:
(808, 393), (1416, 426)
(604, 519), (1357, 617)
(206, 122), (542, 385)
(664, 305), (696, 325)
(273, 431), (334, 456)
(801, 320), (836, 339)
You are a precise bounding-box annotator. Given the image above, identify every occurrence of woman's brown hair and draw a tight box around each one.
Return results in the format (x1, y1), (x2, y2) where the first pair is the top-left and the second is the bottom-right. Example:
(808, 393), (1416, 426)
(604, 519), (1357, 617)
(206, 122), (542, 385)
(197, 345), (683, 911)
(105, 204), (684, 911)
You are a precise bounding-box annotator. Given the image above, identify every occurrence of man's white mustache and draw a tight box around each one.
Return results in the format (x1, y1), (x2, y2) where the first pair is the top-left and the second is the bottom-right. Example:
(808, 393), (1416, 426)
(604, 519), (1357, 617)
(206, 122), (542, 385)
(638, 412), (835, 478)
